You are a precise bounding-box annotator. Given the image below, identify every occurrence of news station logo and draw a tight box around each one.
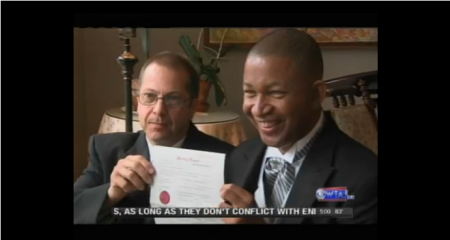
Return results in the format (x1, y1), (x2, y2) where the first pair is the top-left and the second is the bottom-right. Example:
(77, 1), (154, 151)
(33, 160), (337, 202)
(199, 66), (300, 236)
(316, 187), (354, 202)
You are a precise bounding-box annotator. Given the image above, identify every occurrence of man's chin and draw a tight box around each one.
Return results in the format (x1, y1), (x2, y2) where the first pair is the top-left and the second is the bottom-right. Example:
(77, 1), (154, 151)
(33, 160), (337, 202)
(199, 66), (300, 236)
(146, 132), (170, 143)
(260, 134), (283, 148)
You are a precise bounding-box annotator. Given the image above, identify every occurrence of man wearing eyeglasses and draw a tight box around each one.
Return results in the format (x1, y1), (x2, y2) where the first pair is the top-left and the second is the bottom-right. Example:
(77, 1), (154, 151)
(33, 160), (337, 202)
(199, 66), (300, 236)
(74, 51), (235, 224)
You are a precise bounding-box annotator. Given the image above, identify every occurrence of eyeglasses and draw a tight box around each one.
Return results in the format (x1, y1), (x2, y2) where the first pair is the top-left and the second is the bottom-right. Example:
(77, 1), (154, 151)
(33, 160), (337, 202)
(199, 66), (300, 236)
(134, 92), (190, 108)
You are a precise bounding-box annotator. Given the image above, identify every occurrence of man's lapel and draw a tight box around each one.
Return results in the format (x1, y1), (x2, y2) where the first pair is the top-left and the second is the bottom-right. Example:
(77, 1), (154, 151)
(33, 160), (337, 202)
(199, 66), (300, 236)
(180, 122), (202, 150)
(237, 139), (267, 195)
(126, 131), (150, 160)
(279, 114), (339, 224)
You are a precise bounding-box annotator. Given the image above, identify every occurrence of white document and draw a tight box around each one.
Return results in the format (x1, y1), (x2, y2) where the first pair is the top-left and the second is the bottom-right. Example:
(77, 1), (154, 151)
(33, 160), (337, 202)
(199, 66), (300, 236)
(149, 146), (225, 224)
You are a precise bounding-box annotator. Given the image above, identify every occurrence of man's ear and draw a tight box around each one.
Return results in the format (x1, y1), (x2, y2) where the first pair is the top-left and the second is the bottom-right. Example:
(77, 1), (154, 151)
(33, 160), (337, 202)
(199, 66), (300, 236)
(312, 80), (327, 108)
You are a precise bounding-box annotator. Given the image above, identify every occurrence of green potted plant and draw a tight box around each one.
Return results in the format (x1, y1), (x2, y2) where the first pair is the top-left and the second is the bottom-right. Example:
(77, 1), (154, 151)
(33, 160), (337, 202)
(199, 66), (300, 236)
(178, 28), (232, 112)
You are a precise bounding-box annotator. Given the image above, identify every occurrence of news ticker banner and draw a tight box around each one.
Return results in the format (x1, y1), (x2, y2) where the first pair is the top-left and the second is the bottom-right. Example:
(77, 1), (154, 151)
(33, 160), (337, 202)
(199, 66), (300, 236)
(113, 207), (353, 218)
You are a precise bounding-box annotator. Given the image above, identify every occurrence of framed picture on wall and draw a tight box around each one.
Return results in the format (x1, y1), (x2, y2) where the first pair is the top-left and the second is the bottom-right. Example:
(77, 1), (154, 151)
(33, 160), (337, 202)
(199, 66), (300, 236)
(203, 28), (378, 48)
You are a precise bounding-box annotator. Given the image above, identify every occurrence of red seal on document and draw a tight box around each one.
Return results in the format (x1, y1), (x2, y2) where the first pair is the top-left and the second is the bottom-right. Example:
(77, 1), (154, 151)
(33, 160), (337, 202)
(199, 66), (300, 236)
(159, 191), (170, 204)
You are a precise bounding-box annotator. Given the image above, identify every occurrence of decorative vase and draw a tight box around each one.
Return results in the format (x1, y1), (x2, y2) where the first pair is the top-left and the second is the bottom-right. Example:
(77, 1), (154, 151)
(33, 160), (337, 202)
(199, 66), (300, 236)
(196, 75), (212, 112)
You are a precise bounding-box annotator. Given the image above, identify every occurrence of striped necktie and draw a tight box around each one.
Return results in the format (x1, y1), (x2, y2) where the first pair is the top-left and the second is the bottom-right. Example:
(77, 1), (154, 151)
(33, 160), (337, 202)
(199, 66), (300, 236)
(263, 128), (322, 208)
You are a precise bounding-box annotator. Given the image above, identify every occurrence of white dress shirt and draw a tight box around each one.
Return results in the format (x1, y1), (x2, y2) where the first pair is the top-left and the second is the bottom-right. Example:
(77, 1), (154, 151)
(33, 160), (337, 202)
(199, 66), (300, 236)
(254, 112), (324, 208)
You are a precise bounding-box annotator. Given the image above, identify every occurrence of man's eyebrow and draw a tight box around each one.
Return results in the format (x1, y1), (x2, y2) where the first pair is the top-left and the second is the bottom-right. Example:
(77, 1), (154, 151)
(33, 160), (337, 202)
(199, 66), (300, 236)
(140, 88), (158, 93)
(243, 82), (253, 88)
(140, 89), (182, 95)
(165, 91), (183, 95)
(266, 82), (282, 88)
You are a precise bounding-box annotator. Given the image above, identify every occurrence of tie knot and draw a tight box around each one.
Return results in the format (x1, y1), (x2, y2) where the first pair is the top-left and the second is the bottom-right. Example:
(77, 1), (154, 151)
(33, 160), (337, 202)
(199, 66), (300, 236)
(266, 157), (286, 172)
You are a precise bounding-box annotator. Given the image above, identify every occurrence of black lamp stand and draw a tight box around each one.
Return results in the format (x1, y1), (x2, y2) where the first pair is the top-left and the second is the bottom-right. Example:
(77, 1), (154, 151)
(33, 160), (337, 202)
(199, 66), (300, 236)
(117, 28), (139, 132)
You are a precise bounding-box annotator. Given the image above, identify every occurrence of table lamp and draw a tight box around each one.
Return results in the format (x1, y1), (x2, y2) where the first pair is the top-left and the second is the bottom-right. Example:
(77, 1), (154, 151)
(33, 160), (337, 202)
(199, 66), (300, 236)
(117, 28), (138, 132)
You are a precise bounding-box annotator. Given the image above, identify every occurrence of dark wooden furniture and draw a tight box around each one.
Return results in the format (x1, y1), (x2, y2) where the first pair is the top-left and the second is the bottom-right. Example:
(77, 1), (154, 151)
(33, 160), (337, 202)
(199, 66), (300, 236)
(325, 70), (377, 108)
(324, 71), (378, 154)
(117, 29), (139, 132)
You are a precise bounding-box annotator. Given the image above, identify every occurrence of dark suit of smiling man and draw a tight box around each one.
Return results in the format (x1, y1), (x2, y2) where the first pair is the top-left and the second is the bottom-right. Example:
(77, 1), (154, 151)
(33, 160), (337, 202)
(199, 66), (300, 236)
(218, 29), (377, 224)
(74, 52), (234, 224)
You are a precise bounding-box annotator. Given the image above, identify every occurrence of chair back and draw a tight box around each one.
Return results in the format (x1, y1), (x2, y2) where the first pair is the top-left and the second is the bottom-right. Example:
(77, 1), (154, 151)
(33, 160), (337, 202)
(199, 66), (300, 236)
(324, 71), (378, 155)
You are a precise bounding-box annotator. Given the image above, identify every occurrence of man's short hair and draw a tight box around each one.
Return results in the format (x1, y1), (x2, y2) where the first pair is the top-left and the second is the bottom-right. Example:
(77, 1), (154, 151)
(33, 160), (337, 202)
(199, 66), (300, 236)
(139, 51), (200, 98)
(249, 28), (324, 82)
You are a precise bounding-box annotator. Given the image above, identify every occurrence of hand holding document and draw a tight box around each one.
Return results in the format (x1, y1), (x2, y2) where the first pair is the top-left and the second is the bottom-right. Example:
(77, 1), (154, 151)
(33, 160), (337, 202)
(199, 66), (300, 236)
(149, 146), (225, 224)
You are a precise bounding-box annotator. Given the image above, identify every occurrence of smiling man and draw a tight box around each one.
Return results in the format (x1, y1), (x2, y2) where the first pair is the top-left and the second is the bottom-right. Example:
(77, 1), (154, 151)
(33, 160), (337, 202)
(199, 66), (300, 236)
(74, 51), (234, 224)
(219, 29), (377, 224)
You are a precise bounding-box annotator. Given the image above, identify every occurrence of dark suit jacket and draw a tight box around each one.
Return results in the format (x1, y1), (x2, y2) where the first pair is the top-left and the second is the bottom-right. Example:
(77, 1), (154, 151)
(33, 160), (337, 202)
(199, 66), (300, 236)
(224, 112), (377, 224)
(74, 122), (235, 224)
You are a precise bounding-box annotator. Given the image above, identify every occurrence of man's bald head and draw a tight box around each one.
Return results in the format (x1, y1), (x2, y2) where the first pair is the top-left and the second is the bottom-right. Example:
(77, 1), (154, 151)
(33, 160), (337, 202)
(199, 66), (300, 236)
(248, 28), (324, 83)
(243, 28), (327, 152)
